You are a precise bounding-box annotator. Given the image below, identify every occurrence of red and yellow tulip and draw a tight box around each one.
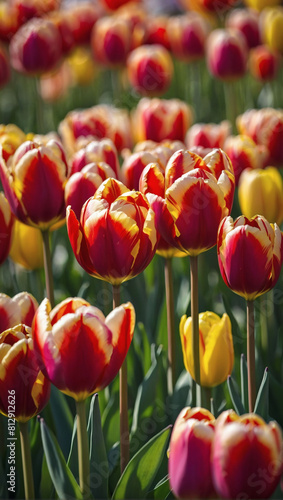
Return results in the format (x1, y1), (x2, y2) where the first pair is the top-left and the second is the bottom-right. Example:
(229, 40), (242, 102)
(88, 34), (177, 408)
(206, 28), (248, 81)
(32, 297), (135, 401)
(212, 410), (283, 499)
(0, 292), (38, 333)
(168, 12), (210, 63)
(0, 191), (14, 265)
(91, 16), (132, 67)
(0, 324), (50, 422)
(67, 177), (158, 285)
(180, 311), (234, 387)
(70, 138), (120, 178)
(168, 406), (216, 499)
(217, 215), (283, 300)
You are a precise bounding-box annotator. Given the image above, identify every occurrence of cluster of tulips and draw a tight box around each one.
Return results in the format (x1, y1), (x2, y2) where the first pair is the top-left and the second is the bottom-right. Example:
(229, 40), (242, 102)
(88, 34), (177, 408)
(0, 0), (283, 499)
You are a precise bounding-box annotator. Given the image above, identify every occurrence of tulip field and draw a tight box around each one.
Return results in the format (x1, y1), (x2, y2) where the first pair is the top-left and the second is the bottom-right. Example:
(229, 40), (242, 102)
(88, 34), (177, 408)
(1, 0), (283, 499)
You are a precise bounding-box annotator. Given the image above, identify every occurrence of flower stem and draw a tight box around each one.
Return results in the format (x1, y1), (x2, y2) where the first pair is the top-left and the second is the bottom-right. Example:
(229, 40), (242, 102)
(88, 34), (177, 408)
(113, 284), (129, 473)
(41, 229), (55, 308)
(164, 257), (176, 395)
(76, 399), (90, 498)
(247, 299), (256, 412)
(190, 256), (202, 400)
(19, 421), (35, 500)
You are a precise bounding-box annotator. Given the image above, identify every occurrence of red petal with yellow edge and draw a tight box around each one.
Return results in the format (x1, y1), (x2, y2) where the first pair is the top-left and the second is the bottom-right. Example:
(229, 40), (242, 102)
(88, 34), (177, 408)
(66, 206), (97, 277)
(50, 297), (91, 324)
(165, 150), (208, 189)
(139, 162), (165, 197)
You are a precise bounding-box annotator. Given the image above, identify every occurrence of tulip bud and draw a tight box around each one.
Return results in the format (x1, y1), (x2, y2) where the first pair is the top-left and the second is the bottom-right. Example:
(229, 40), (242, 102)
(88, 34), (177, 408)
(143, 16), (170, 50)
(32, 297), (135, 401)
(67, 47), (96, 86)
(206, 28), (248, 81)
(168, 406), (216, 499)
(132, 97), (193, 143)
(180, 311), (234, 387)
(0, 324), (50, 422)
(238, 167), (283, 225)
(217, 215), (283, 300)
(260, 7), (283, 54)
(127, 44), (173, 97)
(91, 16), (132, 67)
(0, 292), (38, 333)
(212, 410), (283, 499)
(244, 0), (281, 11)
(70, 138), (120, 178)
(121, 150), (158, 190)
(11, 0), (60, 24)
(63, 2), (104, 46)
(249, 44), (280, 82)
(102, 0), (141, 11)
(9, 219), (44, 269)
(0, 192), (14, 265)
(0, 3), (20, 43)
(10, 18), (62, 75)
(168, 13), (210, 62)
(226, 8), (261, 49)
(224, 134), (268, 185)
(186, 121), (231, 150)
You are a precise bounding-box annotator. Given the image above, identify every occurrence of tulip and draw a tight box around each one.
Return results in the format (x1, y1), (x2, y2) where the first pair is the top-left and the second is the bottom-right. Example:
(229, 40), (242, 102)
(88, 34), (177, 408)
(224, 134), (268, 184)
(168, 13), (210, 63)
(236, 108), (283, 166)
(186, 121), (231, 150)
(67, 46), (96, 86)
(261, 7), (283, 54)
(132, 97), (193, 143)
(64, 2), (104, 46)
(67, 177), (158, 285)
(238, 167), (283, 225)
(0, 139), (68, 230)
(0, 191), (14, 266)
(212, 410), (283, 499)
(0, 324), (50, 422)
(122, 150), (159, 190)
(127, 44), (173, 96)
(0, 124), (26, 163)
(91, 16), (132, 67)
(180, 311), (234, 387)
(65, 162), (117, 219)
(168, 406), (216, 499)
(102, 0), (141, 11)
(249, 44), (280, 82)
(9, 219), (44, 269)
(206, 28), (248, 81)
(11, 0), (60, 24)
(181, 0), (237, 16)
(70, 138), (120, 178)
(46, 11), (75, 56)
(59, 104), (132, 155)
(218, 215), (283, 301)
(0, 3), (20, 42)
(9, 18), (62, 75)
(226, 8), (261, 49)
(0, 292), (38, 333)
(244, 0), (281, 12)
(143, 16), (170, 50)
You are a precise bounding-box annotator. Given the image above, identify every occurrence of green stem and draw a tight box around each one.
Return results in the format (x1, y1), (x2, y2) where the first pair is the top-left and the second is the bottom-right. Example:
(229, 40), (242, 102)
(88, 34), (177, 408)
(247, 299), (256, 412)
(113, 284), (129, 473)
(41, 229), (55, 308)
(76, 399), (90, 498)
(164, 257), (176, 395)
(223, 81), (237, 134)
(260, 294), (268, 355)
(19, 421), (35, 500)
(190, 255), (202, 404)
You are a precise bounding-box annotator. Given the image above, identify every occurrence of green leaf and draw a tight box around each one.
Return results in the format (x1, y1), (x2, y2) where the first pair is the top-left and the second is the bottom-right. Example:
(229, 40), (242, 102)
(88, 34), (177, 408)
(254, 368), (269, 420)
(40, 417), (83, 500)
(146, 476), (171, 499)
(88, 394), (109, 499)
(227, 375), (246, 415)
(67, 416), (79, 482)
(240, 354), (248, 412)
(131, 346), (163, 435)
(102, 391), (120, 451)
(49, 385), (74, 460)
(112, 426), (171, 500)
(40, 454), (55, 499)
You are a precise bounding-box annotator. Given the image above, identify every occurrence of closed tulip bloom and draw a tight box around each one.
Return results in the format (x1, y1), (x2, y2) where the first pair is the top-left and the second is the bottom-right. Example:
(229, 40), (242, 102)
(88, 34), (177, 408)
(186, 121), (231, 150)
(180, 311), (233, 387)
(244, 0), (281, 10)
(33, 297), (135, 401)
(121, 150), (158, 190)
(217, 215), (283, 300)
(10, 18), (62, 75)
(133, 97), (193, 143)
(212, 410), (283, 499)
(182, 0), (237, 16)
(127, 44), (173, 97)
(63, 2), (103, 46)
(9, 219), (44, 269)
(65, 162), (117, 219)
(249, 44), (280, 82)
(102, 0), (140, 11)
(224, 134), (268, 185)
(143, 16), (170, 50)
(0, 124), (26, 163)
(0, 139), (69, 230)
(226, 8), (261, 49)
(0, 191), (14, 265)
(0, 3), (21, 43)
(261, 7), (283, 54)
(11, 0), (60, 24)
(0, 324), (50, 422)
(206, 28), (248, 81)
(168, 13), (210, 63)
(168, 406), (216, 499)
(91, 16), (132, 67)
(238, 167), (283, 225)
(236, 108), (283, 166)
(67, 178), (158, 285)
(0, 292), (38, 332)
(66, 46), (96, 86)
(70, 138), (120, 178)
(152, 148), (235, 256)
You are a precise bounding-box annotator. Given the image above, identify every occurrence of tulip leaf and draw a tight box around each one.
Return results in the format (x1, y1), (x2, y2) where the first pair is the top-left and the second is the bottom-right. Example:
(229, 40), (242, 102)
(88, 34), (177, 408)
(131, 345), (163, 436)
(146, 476), (171, 499)
(88, 393), (109, 499)
(40, 417), (83, 500)
(240, 354), (248, 412)
(67, 416), (79, 482)
(40, 455), (55, 499)
(49, 385), (74, 460)
(102, 390), (120, 451)
(254, 368), (269, 420)
(112, 426), (171, 500)
(227, 375), (246, 415)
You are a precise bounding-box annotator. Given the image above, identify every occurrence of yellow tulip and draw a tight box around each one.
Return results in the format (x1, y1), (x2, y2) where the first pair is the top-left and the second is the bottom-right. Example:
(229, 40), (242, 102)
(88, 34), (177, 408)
(9, 220), (43, 270)
(244, 0), (281, 11)
(180, 311), (234, 387)
(261, 7), (283, 53)
(238, 167), (283, 225)
(67, 47), (96, 86)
